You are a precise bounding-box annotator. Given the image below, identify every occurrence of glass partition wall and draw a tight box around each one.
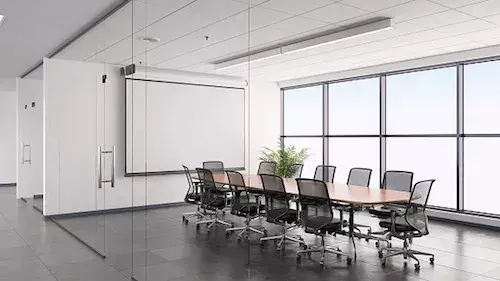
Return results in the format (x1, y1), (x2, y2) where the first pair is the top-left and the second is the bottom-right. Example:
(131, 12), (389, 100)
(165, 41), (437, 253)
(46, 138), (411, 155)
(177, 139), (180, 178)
(282, 59), (500, 218)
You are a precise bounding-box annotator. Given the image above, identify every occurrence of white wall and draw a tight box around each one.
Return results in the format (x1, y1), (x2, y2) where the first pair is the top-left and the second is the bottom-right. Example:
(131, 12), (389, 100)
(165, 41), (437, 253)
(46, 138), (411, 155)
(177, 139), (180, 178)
(246, 80), (281, 174)
(279, 44), (500, 88)
(17, 78), (43, 198)
(0, 90), (17, 184)
(43, 58), (281, 215)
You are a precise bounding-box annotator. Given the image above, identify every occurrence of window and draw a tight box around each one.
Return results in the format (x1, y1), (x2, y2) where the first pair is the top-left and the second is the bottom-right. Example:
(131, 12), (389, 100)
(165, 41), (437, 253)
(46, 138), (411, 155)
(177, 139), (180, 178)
(284, 137), (323, 178)
(386, 67), (456, 134)
(329, 138), (380, 187)
(464, 138), (500, 214)
(464, 61), (500, 133)
(329, 78), (379, 135)
(386, 138), (456, 209)
(284, 86), (323, 135)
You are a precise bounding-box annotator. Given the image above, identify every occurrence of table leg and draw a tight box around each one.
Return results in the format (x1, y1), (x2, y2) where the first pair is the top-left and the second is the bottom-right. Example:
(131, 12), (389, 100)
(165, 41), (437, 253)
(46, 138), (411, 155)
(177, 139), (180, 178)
(349, 204), (357, 261)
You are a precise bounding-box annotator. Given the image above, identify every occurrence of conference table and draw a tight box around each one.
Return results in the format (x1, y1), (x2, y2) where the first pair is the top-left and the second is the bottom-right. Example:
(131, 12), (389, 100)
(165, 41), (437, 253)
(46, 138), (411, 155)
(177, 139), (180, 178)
(209, 173), (411, 260)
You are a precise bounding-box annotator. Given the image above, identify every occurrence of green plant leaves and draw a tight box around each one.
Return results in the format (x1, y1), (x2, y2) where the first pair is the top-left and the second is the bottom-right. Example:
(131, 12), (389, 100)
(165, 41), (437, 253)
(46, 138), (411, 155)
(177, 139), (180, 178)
(259, 138), (310, 177)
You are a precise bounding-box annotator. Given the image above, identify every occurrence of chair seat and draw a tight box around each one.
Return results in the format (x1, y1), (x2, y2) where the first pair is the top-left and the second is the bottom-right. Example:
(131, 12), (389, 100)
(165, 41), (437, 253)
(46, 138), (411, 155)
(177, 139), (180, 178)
(379, 217), (416, 233)
(304, 217), (342, 234)
(266, 208), (297, 224)
(201, 196), (226, 210)
(369, 206), (404, 218)
(333, 202), (362, 212)
(231, 203), (259, 217)
(185, 194), (200, 204)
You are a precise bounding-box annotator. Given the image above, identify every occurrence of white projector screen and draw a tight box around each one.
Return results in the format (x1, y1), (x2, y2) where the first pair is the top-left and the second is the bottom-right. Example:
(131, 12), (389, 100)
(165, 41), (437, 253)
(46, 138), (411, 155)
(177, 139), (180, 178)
(125, 79), (245, 175)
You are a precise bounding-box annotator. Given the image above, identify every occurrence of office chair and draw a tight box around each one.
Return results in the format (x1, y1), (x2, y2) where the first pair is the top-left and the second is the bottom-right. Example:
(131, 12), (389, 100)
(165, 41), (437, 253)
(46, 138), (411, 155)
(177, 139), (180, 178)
(203, 161), (225, 173)
(295, 178), (352, 267)
(257, 161), (277, 175)
(368, 170), (413, 251)
(337, 168), (373, 233)
(259, 174), (304, 250)
(290, 163), (304, 179)
(203, 160), (230, 213)
(313, 165), (336, 182)
(195, 168), (233, 231)
(181, 165), (209, 224)
(224, 171), (266, 242)
(380, 180), (436, 271)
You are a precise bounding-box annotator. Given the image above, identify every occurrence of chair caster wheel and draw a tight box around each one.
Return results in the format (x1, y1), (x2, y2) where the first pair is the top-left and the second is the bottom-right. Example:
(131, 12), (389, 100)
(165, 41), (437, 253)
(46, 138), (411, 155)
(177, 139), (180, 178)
(296, 255), (301, 265)
(184, 219), (188, 225)
(182, 216), (185, 221)
(375, 241), (380, 248)
(346, 257), (352, 265)
(263, 230), (268, 237)
(430, 257), (434, 264)
(237, 237), (242, 244)
(404, 262), (408, 267)
(381, 260), (386, 267)
(260, 241), (266, 248)
(378, 251), (383, 258)
(365, 237), (370, 242)
(415, 264), (420, 271)
(300, 243), (307, 250)
(225, 232), (230, 239)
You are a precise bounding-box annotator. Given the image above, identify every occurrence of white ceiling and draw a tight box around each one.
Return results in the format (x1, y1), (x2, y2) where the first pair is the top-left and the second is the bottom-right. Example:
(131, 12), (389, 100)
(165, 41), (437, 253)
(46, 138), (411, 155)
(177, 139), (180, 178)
(0, 0), (125, 78)
(23, 0), (500, 82)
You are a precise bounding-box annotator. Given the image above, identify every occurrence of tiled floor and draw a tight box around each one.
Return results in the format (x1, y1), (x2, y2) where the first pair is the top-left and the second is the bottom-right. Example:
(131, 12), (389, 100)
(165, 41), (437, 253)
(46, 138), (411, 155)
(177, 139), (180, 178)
(3, 185), (500, 281)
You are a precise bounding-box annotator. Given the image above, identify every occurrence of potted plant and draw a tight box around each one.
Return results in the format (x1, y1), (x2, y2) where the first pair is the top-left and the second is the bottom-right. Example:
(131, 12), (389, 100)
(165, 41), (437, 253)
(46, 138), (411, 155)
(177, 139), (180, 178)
(259, 139), (310, 177)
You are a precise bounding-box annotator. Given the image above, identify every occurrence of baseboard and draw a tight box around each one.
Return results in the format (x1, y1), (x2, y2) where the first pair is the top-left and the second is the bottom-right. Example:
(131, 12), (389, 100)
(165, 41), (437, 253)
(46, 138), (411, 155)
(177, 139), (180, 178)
(0, 183), (16, 187)
(47, 202), (189, 220)
(428, 209), (500, 231)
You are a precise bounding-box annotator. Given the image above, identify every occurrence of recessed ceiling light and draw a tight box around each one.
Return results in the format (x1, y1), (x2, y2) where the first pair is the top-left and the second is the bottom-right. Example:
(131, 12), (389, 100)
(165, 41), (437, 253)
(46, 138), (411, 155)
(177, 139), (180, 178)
(0, 15), (5, 27)
(138, 36), (160, 43)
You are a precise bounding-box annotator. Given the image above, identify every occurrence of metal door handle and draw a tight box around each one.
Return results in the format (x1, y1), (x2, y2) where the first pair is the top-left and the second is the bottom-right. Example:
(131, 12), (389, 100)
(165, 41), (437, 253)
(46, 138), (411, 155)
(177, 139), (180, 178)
(97, 146), (102, 189)
(111, 146), (115, 188)
(21, 142), (25, 164)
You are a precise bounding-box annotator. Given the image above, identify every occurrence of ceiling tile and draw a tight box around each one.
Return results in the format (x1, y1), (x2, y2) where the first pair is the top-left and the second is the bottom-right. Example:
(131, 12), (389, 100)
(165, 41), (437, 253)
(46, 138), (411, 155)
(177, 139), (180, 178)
(231, 0), (271, 6)
(340, 0), (413, 12)
(431, 0), (486, 8)
(261, 0), (338, 15)
(457, 27), (500, 41)
(375, 0), (449, 23)
(483, 13), (500, 25)
(406, 10), (474, 28)
(301, 2), (369, 24)
(434, 19), (496, 35)
(248, 6), (295, 30)
(457, 0), (500, 18)
(269, 16), (328, 35)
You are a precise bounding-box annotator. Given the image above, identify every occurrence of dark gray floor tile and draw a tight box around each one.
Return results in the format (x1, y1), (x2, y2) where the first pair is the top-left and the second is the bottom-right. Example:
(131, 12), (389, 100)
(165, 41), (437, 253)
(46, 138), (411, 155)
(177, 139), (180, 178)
(106, 250), (168, 271)
(435, 254), (500, 275)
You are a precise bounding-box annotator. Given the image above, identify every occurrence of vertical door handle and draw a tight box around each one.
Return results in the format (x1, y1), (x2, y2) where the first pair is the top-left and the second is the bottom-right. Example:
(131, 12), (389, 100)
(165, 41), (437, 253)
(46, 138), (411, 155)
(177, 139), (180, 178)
(97, 146), (102, 189)
(21, 142), (25, 164)
(111, 146), (116, 188)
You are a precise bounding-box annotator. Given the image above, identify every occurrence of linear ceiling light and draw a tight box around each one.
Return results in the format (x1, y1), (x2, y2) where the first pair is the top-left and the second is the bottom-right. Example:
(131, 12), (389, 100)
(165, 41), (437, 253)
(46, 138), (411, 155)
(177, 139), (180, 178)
(0, 15), (4, 27)
(214, 18), (392, 70)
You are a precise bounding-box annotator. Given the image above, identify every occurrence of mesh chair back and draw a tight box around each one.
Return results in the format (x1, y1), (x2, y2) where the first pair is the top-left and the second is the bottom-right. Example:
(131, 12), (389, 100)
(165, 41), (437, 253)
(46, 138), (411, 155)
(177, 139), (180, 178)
(347, 168), (372, 187)
(260, 174), (289, 223)
(226, 171), (250, 213)
(296, 178), (333, 233)
(182, 165), (197, 202)
(314, 165), (336, 182)
(290, 164), (304, 179)
(382, 171), (413, 192)
(196, 168), (220, 207)
(405, 180), (435, 236)
(203, 161), (225, 173)
(257, 161), (277, 175)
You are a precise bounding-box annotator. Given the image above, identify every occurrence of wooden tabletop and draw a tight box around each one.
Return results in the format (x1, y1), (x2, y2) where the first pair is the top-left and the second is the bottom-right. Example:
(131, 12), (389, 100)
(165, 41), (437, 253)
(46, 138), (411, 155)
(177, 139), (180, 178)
(211, 173), (410, 206)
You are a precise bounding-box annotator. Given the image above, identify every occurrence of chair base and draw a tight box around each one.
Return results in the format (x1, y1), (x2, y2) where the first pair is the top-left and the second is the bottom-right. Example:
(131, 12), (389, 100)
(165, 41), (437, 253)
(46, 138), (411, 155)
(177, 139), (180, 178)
(260, 234), (303, 249)
(226, 225), (266, 240)
(381, 238), (434, 270)
(196, 217), (233, 231)
(296, 235), (352, 267)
